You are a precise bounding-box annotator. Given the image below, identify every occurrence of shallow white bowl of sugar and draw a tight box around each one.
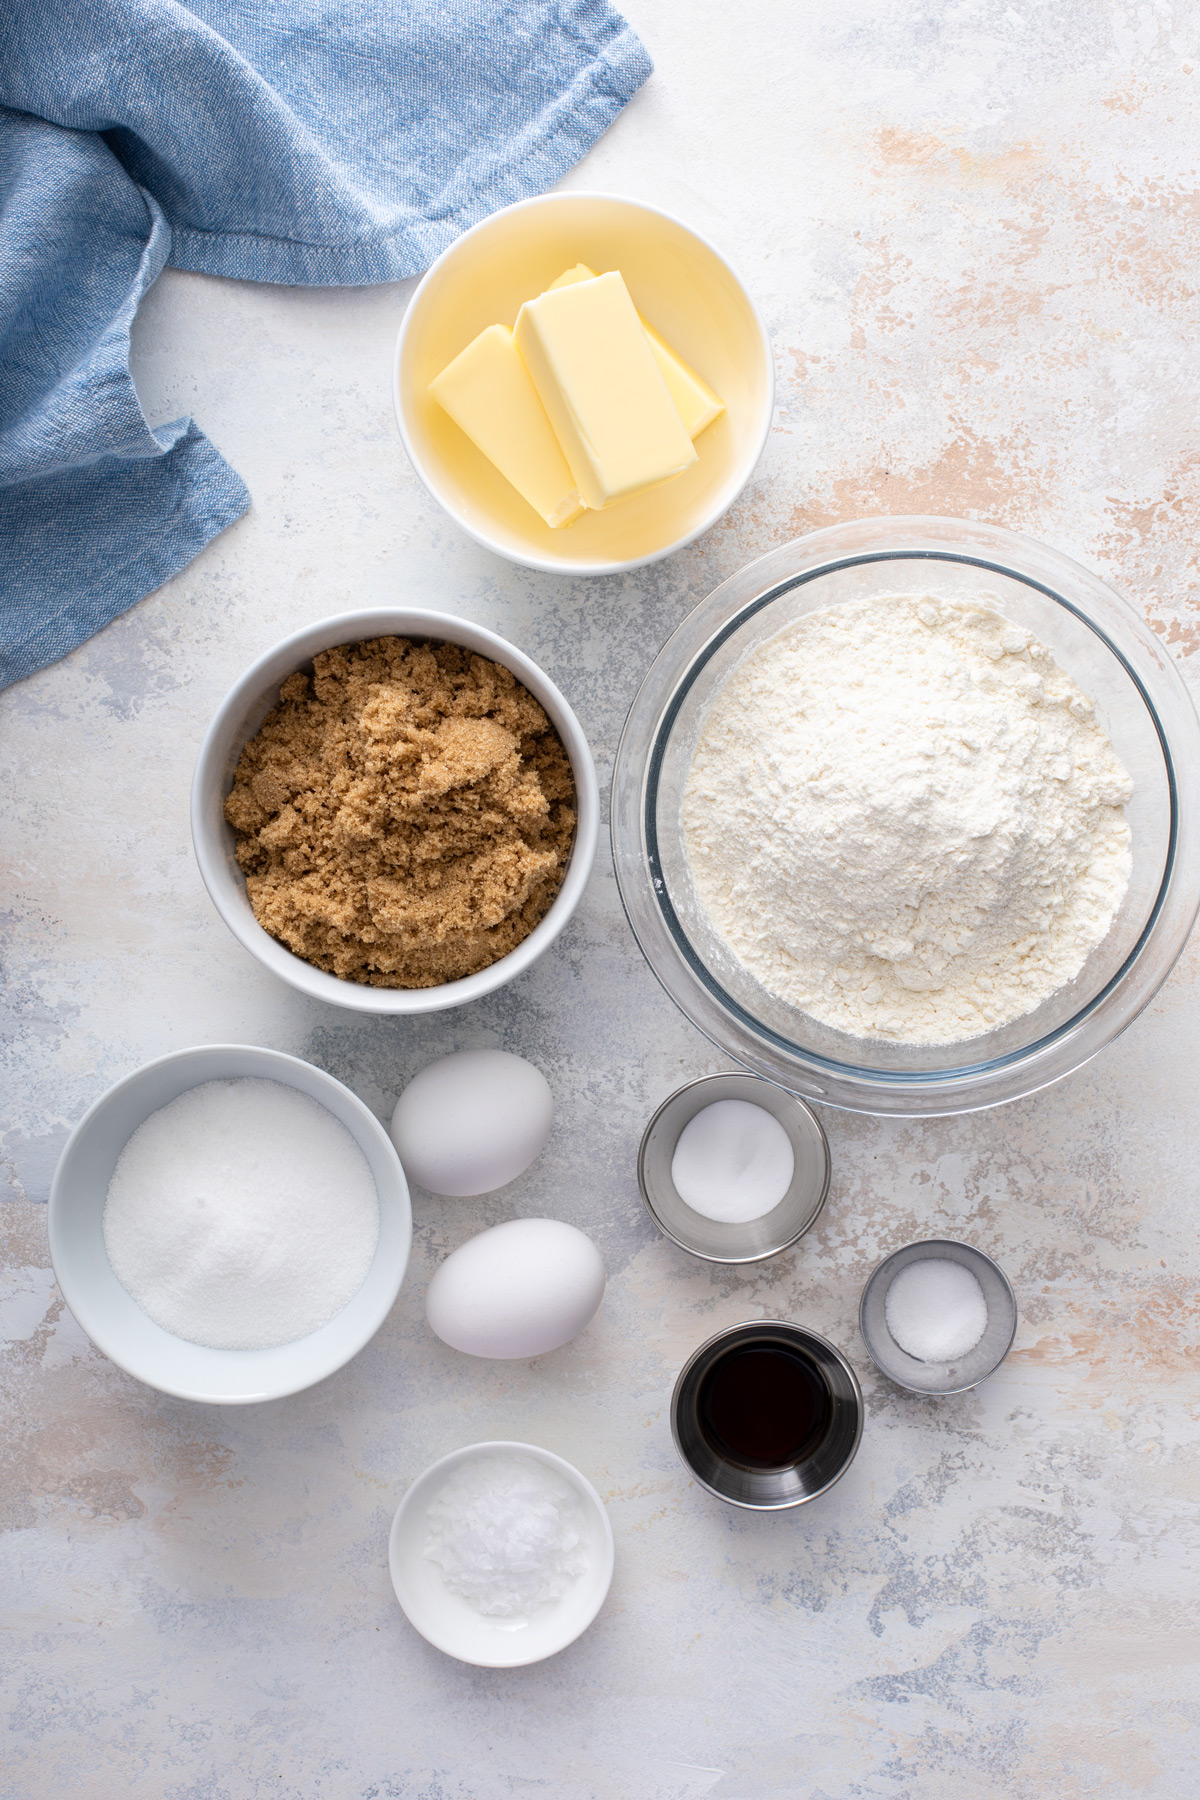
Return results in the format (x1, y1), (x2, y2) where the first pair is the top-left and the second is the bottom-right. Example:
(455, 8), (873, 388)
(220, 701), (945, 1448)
(48, 1044), (412, 1404)
(612, 516), (1200, 1115)
(191, 608), (599, 1015)
(389, 1441), (614, 1667)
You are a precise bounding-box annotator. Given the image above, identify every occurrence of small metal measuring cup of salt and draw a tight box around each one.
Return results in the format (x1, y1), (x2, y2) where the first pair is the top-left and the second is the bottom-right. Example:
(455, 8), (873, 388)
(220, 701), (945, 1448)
(859, 1239), (1018, 1395)
(637, 1073), (831, 1264)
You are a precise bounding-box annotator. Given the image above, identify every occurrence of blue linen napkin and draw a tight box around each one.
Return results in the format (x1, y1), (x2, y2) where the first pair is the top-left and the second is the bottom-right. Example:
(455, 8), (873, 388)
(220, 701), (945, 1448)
(0, 1), (652, 690)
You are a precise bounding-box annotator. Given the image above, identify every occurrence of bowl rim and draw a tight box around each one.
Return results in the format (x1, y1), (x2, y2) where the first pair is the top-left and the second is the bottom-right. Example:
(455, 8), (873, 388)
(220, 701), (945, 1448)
(669, 1319), (865, 1510)
(611, 515), (1200, 1115)
(858, 1237), (1019, 1395)
(47, 1043), (412, 1405)
(636, 1071), (831, 1264)
(392, 188), (775, 576)
(388, 1439), (615, 1666)
(190, 607), (600, 1014)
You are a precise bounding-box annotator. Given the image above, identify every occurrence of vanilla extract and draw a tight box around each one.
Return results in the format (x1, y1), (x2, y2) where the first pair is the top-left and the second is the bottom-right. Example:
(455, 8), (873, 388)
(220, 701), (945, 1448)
(696, 1342), (832, 1471)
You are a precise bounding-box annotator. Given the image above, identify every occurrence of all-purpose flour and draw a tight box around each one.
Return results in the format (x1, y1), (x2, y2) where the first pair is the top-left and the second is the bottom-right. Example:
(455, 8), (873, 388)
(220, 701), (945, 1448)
(683, 596), (1133, 1046)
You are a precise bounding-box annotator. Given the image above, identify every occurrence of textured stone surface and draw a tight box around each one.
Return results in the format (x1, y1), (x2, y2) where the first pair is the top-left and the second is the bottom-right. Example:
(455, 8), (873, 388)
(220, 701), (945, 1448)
(4, 2), (1200, 1794)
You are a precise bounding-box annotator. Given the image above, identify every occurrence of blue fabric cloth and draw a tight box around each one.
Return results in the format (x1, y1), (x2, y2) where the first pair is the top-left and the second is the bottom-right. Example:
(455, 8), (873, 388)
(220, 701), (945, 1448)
(0, 1), (652, 689)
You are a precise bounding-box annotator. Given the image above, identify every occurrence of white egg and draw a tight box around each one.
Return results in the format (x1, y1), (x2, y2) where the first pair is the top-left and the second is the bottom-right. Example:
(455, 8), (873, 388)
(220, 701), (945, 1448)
(425, 1218), (605, 1359)
(390, 1049), (553, 1197)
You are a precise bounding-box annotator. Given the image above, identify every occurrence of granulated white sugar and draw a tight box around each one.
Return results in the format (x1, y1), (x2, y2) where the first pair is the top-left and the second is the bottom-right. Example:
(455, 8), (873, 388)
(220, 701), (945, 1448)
(885, 1258), (989, 1362)
(424, 1453), (589, 1618)
(103, 1077), (379, 1350)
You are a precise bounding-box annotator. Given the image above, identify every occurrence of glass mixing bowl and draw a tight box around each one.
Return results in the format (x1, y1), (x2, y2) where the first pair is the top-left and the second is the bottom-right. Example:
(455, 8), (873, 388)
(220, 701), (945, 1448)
(611, 517), (1200, 1115)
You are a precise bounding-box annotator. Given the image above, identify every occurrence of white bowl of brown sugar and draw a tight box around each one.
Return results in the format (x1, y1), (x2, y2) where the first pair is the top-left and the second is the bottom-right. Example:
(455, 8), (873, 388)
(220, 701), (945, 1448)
(191, 611), (599, 1013)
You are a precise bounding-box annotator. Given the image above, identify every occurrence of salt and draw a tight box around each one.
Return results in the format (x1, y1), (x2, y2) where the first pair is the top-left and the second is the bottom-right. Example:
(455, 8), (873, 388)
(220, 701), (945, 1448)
(885, 1258), (988, 1363)
(103, 1077), (379, 1350)
(424, 1453), (588, 1618)
(670, 1099), (794, 1224)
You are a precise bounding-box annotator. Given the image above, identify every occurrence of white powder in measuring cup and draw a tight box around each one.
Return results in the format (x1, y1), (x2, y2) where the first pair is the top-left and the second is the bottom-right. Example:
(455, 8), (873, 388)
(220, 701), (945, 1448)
(103, 1077), (379, 1349)
(424, 1453), (589, 1618)
(670, 1098), (794, 1223)
(885, 1258), (989, 1362)
(683, 595), (1133, 1046)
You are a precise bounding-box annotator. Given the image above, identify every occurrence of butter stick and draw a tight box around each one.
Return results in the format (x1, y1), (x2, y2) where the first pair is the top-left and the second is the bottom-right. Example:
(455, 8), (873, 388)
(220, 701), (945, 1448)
(514, 272), (698, 511)
(548, 265), (725, 440)
(428, 324), (584, 529)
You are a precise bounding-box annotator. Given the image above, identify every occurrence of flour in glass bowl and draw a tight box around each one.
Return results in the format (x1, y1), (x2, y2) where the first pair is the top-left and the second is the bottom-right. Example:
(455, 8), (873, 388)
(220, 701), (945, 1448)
(682, 595), (1133, 1046)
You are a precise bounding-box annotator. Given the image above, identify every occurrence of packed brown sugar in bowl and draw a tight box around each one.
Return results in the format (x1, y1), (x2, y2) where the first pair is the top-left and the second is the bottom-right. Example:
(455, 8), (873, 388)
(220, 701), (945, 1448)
(224, 637), (576, 988)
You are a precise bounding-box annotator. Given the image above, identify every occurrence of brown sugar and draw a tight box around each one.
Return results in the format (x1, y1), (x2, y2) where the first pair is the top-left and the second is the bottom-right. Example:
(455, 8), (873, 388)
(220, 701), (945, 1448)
(224, 636), (577, 987)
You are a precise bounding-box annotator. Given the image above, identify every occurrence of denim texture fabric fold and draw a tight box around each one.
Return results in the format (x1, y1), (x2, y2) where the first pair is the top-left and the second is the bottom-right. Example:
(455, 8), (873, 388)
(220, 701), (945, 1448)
(0, 0), (652, 688)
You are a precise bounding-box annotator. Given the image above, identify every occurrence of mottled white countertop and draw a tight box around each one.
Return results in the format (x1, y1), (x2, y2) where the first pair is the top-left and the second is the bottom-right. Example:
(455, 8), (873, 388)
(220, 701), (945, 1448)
(5, 3), (1200, 1795)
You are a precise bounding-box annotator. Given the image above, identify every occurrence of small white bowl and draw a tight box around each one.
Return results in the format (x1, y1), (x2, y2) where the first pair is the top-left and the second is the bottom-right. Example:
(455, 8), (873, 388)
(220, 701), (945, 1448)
(191, 608), (600, 1014)
(48, 1044), (412, 1404)
(394, 191), (774, 574)
(389, 1441), (614, 1667)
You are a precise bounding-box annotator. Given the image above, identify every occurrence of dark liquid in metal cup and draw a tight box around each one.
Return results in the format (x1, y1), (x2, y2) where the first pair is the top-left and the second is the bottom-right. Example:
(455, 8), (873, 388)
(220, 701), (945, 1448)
(697, 1343), (832, 1471)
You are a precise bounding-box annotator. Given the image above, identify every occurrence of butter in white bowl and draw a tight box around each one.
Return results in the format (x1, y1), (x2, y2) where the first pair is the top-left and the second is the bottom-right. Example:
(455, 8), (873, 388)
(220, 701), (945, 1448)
(425, 256), (726, 531)
(395, 190), (774, 575)
(550, 263), (725, 438)
(513, 269), (698, 509)
(427, 324), (584, 529)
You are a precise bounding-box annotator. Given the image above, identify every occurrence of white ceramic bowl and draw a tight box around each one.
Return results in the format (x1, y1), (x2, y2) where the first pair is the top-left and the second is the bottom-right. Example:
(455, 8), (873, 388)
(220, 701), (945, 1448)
(389, 1441), (614, 1667)
(191, 608), (600, 1013)
(394, 191), (774, 574)
(48, 1044), (412, 1404)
